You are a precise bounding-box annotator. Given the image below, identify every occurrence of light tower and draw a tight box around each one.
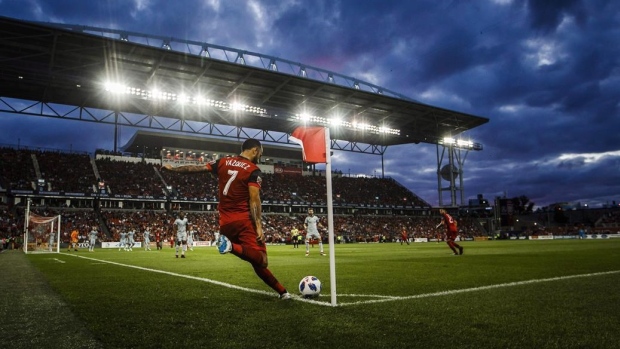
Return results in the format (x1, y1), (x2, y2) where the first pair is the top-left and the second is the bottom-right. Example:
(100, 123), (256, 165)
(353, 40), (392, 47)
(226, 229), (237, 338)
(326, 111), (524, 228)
(436, 137), (483, 207)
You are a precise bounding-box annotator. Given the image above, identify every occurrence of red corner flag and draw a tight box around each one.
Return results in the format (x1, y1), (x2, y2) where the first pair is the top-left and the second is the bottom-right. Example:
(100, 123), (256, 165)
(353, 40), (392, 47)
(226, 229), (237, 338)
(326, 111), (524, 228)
(290, 126), (327, 163)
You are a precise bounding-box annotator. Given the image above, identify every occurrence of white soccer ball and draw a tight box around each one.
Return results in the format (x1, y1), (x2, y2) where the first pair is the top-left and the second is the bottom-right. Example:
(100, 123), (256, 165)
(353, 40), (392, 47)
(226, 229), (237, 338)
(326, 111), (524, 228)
(299, 276), (322, 298)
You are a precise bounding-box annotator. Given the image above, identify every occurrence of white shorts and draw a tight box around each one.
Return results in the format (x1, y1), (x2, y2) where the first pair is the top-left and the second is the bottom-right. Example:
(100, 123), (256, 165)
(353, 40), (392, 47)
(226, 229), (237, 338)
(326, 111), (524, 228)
(306, 232), (321, 241)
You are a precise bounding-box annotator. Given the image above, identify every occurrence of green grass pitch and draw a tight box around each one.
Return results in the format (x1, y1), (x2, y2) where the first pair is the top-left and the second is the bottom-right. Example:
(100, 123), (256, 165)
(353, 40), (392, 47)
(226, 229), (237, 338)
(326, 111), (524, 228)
(21, 239), (620, 348)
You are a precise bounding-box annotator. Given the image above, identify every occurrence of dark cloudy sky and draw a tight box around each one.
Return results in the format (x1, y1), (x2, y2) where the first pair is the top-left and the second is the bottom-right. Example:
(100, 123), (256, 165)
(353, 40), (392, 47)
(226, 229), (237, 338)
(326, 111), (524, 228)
(1, 0), (618, 209)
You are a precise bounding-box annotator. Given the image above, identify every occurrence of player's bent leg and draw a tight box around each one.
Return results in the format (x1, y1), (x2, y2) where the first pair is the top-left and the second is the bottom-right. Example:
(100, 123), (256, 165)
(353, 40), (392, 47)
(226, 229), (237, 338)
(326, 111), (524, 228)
(233, 245), (268, 268)
(252, 264), (287, 295)
(447, 240), (458, 255)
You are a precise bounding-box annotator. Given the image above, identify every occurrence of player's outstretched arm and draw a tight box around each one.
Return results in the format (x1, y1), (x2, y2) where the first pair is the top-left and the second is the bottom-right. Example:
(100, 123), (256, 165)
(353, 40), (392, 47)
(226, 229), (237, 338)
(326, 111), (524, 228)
(162, 164), (207, 173)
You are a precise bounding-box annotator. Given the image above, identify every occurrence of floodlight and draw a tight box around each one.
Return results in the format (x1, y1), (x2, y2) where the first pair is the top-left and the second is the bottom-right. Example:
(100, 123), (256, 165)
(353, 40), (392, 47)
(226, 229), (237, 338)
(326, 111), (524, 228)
(329, 117), (343, 126)
(178, 94), (190, 104)
(231, 102), (245, 111)
(443, 137), (456, 145)
(104, 82), (127, 94)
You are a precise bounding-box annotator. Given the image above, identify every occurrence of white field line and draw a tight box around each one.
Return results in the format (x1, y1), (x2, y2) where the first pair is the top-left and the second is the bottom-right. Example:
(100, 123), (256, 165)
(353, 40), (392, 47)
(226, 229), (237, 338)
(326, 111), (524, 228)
(337, 270), (620, 306)
(60, 253), (619, 307)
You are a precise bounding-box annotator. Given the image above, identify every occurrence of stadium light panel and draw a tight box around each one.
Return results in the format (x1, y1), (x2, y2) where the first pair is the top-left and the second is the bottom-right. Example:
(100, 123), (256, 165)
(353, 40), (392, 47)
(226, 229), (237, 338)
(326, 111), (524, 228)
(328, 117), (343, 126)
(440, 136), (482, 150)
(103, 83), (266, 115)
(104, 82), (126, 93)
(443, 137), (456, 145)
(457, 139), (473, 148)
(178, 94), (190, 104)
(231, 102), (245, 111)
(292, 113), (399, 135)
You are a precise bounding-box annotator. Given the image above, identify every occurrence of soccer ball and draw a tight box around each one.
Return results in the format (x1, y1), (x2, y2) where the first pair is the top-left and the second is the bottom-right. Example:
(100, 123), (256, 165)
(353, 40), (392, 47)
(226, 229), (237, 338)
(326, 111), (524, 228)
(299, 276), (322, 298)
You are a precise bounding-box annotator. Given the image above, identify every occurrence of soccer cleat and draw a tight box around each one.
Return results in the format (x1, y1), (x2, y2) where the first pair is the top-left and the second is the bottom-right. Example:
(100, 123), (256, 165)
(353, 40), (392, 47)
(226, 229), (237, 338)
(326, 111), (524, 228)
(217, 235), (232, 254)
(320, 252), (326, 256)
(305, 252), (309, 257)
(279, 292), (292, 300)
(175, 255), (179, 258)
(181, 255), (185, 258)
(459, 246), (464, 255)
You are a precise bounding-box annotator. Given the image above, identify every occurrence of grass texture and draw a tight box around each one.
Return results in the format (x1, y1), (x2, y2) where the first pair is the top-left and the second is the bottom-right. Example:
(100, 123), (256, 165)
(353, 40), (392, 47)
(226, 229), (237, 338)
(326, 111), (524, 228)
(17, 239), (620, 348)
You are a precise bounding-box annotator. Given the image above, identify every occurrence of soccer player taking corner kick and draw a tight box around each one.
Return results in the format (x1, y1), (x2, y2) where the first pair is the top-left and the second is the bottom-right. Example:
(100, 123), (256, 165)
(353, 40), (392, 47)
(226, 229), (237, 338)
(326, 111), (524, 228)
(163, 139), (291, 300)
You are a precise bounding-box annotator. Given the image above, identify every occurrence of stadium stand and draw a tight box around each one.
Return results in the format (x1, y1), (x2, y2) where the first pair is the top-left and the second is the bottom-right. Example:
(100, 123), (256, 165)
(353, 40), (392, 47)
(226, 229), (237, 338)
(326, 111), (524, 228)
(0, 147), (37, 190)
(37, 151), (96, 193)
(1, 147), (618, 248)
(95, 158), (164, 197)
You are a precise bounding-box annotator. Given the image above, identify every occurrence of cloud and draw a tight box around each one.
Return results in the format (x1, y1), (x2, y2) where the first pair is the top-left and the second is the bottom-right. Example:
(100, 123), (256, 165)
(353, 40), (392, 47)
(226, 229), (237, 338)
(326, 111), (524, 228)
(0, 0), (618, 208)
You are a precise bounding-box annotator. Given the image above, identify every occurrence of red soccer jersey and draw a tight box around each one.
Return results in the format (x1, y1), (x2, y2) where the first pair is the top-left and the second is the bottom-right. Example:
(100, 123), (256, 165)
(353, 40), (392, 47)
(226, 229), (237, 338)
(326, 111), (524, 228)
(442, 213), (458, 233)
(400, 230), (408, 240)
(206, 156), (261, 226)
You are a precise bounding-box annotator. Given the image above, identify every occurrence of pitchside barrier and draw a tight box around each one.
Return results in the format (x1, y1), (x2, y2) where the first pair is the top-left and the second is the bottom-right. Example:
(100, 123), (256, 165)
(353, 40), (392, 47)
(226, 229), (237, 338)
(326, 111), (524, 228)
(68, 235), (617, 249)
(529, 234), (619, 240)
(100, 242), (143, 249)
(99, 241), (213, 249)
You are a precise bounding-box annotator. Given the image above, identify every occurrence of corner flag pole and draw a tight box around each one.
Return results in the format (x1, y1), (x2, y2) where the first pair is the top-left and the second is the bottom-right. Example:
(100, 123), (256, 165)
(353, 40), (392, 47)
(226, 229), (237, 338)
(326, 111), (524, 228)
(324, 127), (337, 307)
(24, 198), (31, 253)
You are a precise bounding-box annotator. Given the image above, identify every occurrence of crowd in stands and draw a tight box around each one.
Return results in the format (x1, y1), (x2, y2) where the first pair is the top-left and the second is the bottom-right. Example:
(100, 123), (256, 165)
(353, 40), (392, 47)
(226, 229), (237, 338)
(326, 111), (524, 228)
(37, 152), (96, 193)
(3, 204), (620, 251)
(599, 210), (620, 227)
(2, 147), (619, 250)
(1, 147), (428, 207)
(1, 205), (486, 249)
(0, 147), (37, 190)
(95, 158), (164, 197)
(159, 170), (218, 200)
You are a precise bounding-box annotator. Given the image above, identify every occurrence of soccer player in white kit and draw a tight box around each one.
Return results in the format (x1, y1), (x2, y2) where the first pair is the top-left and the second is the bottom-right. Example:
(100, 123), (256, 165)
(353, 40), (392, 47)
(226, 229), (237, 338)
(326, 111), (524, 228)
(88, 226), (98, 252)
(304, 208), (325, 256)
(127, 227), (136, 251)
(187, 225), (195, 251)
(48, 230), (55, 252)
(173, 212), (189, 258)
(143, 226), (151, 251)
(119, 230), (127, 251)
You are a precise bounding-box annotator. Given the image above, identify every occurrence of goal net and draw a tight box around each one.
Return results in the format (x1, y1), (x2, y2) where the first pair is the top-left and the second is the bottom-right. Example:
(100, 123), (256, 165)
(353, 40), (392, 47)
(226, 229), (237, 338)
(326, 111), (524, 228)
(24, 213), (61, 254)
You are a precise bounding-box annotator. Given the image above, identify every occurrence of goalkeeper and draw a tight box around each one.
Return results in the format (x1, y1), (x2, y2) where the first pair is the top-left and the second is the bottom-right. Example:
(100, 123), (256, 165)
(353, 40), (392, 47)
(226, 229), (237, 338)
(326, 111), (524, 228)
(68, 229), (79, 252)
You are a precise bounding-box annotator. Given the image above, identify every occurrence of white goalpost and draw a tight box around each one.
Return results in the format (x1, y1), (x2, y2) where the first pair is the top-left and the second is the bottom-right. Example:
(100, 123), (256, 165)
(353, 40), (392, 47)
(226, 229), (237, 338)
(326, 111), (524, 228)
(23, 200), (62, 254)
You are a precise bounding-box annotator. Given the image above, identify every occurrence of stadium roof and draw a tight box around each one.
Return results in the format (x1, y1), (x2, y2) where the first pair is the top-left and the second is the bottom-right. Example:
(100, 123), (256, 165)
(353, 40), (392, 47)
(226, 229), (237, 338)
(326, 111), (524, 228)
(0, 15), (489, 149)
(121, 130), (303, 160)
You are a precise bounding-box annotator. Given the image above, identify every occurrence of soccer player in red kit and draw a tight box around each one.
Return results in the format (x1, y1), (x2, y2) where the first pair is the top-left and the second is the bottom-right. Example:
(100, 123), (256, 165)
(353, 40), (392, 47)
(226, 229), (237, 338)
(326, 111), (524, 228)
(400, 227), (410, 245)
(155, 230), (162, 250)
(163, 139), (291, 299)
(438, 208), (463, 255)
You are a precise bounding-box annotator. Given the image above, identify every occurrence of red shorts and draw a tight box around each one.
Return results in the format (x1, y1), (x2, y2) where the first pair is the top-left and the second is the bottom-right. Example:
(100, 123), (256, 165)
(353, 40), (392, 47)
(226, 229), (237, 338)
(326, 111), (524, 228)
(220, 220), (266, 253)
(446, 231), (458, 241)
